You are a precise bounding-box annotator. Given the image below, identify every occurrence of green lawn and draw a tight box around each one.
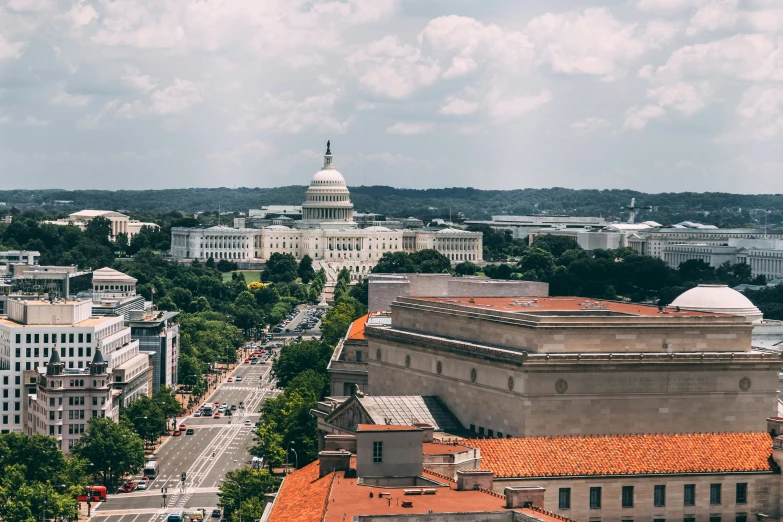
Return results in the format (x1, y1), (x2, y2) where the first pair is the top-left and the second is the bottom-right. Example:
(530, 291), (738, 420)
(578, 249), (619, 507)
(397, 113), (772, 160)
(222, 270), (264, 283)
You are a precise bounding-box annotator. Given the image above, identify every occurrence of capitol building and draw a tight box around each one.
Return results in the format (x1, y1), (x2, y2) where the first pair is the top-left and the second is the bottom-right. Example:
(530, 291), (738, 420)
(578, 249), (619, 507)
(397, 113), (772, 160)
(170, 143), (483, 279)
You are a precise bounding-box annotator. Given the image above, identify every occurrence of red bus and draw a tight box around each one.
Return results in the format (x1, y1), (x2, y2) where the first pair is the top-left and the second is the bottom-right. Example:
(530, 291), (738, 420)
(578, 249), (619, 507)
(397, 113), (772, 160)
(77, 486), (107, 502)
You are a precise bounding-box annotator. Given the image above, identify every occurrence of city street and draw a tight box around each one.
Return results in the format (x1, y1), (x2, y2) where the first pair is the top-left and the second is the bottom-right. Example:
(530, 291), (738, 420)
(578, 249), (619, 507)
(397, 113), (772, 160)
(89, 360), (281, 522)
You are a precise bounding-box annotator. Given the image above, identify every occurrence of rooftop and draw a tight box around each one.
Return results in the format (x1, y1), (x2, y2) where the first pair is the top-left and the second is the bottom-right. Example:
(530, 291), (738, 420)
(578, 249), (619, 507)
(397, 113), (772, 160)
(268, 461), (567, 522)
(414, 296), (725, 318)
(345, 311), (389, 341)
(357, 424), (419, 432)
(326, 395), (464, 433)
(468, 432), (774, 478)
(92, 267), (137, 283)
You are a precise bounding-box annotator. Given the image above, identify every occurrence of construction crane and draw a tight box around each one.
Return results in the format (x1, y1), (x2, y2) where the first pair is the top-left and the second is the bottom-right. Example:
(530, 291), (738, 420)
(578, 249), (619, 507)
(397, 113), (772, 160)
(625, 198), (652, 224)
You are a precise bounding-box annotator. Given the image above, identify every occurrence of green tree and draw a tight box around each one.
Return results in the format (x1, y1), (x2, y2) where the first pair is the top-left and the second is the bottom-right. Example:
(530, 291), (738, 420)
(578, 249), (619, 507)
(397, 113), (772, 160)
(516, 247), (557, 281)
(372, 251), (417, 273)
(271, 340), (333, 388)
(250, 423), (286, 471)
(454, 261), (479, 276)
(73, 417), (144, 488)
(114, 232), (129, 256)
(122, 396), (166, 446)
(530, 234), (581, 257)
(410, 249), (451, 273)
(262, 253), (298, 283)
(218, 467), (280, 521)
(297, 255), (316, 284)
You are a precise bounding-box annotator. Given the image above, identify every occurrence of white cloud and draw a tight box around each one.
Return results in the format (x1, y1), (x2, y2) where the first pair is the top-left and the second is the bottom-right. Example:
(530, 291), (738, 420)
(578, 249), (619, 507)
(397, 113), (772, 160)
(526, 8), (674, 80)
(489, 89), (552, 122)
(385, 121), (434, 135)
(49, 84), (91, 107)
(77, 100), (120, 130)
(623, 105), (666, 130)
(0, 115), (11, 124)
(419, 15), (534, 79)
(117, 78), (203, 118)
(67, 0), (97, 28)
(647, 82), (708, 115)
(7, 0), (54, 13)
(439, 97), (479, 116)
(347, 35), (440, 99)
(729, 85), (783, 140)
(121, 71), (158, 93)
(206, 140), (275, 165)
(22, 116), (52, 127)
(229, 90), (351, 134)
(570, 117), (610, 134)
(0, 36), (25, 61)
(635, 0), (698, 12)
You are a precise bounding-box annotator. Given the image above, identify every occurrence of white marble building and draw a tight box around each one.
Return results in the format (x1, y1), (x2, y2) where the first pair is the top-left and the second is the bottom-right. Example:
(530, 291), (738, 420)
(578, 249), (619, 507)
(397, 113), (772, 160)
(171, 143), (483, 277)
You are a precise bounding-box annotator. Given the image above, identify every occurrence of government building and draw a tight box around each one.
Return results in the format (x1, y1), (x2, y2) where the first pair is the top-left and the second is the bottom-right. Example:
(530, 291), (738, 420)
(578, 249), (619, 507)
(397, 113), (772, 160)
(170, 143), (483, 278)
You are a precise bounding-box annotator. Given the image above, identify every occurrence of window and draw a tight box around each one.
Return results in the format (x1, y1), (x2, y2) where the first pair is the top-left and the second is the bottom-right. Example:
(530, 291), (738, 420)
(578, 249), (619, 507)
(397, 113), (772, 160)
(14, 348), (19, 358)
(14, 415), (19, 424)
(356, 351), (362, 362)
(44, 334), (48, 343)
(26, 348), (31, 357)
(736, 516), (748, 522)
(622, 486), (634, 508)
(1, 415), (5, 424)
(49, 425), (54, 435)
(654, 485), (666, 507)
(26, 334), (31, 343)
(478, 426), (484, 435)
(589, 487), (601, 509)
(488, 429), (494, 437)
(558, 488), (571, 510)
(736, 483), (747, 505)
(684, 518), (696, 522)
(86, 347), (91, 357)
(372, 441), (383, 463)
(710, 484), (721, 505)
(34, 348), (39, 357)
(69, 334), (74, 343)
(78, 333), (83, 343)
(15, 334), (20, 344)
(86, 333), (91, 343)
(69, 348), (74, 357)
(78, 347), (83, 357)
(61, 334), (66, 343)
(92, 397), (97, 405)
(654, 519), (666, 522)
(469, 424), (475, 432)
(44, 348), (48, 357)
(710, 518), (721, 522)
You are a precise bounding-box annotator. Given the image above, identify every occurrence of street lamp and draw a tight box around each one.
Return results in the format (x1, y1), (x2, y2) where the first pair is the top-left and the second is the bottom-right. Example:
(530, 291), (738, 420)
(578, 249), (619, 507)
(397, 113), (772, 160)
(289, 447), (298, 471)
(220, 478), (243, 522)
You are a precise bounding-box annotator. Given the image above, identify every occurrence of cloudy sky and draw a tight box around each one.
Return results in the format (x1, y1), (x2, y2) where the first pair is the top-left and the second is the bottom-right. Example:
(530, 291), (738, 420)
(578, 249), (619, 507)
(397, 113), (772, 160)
(1, 0), (782, 193)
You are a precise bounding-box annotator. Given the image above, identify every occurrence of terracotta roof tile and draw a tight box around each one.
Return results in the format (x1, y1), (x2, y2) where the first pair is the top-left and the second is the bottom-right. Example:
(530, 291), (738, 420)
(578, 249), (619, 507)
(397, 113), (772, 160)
(467, 432), (775, 478)
(267, 461), (333, 522)
(346, 313), (369, 340)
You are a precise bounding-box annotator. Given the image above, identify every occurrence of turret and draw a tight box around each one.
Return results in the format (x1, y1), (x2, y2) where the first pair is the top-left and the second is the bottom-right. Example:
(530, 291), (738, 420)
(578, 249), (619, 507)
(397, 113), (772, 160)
(89, 347), (108, 375)
(46, 348), (64, 376)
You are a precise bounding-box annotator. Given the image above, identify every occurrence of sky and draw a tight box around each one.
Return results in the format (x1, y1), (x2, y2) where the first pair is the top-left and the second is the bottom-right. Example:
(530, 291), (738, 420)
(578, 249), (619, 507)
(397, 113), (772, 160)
(1, 0), (783, 193)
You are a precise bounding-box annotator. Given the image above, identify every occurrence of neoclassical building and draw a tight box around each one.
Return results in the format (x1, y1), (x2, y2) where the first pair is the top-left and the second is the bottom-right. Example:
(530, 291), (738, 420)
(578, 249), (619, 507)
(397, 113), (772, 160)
(171, 143), (483, 278)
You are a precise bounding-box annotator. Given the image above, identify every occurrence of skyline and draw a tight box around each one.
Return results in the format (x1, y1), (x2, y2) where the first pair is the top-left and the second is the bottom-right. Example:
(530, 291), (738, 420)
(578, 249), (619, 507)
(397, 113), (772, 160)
(1, 0), (782, 193)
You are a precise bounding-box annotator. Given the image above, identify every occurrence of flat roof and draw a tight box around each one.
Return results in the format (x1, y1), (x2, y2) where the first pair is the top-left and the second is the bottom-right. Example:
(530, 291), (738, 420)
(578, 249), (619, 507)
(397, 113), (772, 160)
(413, 296), (725, 318)
(357, 424), (419, 432)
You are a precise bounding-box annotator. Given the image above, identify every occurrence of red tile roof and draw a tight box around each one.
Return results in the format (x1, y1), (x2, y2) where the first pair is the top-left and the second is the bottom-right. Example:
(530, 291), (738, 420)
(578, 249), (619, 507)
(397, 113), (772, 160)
(357, 424), (419, 432)
(415, 296), (725, 317)
(267, 461), (334, 522)
(346, 313), (369, 340)
(468, 432), (775, 478)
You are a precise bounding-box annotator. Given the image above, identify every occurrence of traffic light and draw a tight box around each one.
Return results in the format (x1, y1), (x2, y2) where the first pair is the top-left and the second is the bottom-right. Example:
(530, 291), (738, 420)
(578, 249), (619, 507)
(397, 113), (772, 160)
(181, 472), (187, 482)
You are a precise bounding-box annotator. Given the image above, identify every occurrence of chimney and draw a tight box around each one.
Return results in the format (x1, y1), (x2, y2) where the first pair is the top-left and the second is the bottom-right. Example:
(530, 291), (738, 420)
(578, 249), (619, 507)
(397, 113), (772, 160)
(413, 423), (434, 443)
(324, 434), (357, 453)
(319, 450), (351, 478)
(505, 487), (546, 509)
(456, 469), (494, 491)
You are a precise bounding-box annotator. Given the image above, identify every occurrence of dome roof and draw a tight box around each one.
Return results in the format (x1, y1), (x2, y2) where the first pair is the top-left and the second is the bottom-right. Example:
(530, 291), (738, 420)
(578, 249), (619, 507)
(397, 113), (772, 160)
(437, 228), (462, 234)
(670, 284), (763, 323)
(311, 168), (346, 186)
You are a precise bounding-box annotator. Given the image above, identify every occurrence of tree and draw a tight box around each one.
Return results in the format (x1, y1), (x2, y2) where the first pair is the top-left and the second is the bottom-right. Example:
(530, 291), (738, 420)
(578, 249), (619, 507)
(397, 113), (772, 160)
(114, 232), (129, 256)
(321, 297), (366, 346)
(263, 253), (298, 283)
(271, 340), (333, 388)
(298, 255), (316, 284)
(516, 247), (557, 281)
(250, 423), (286, 471)
(410, 249), (451, 273)
(530, 234), (581, 258)
(372, 251), (417, 273)
(122, 396), (166, 446)
(454, 261), (479, 276)
(217, 467), (280, 521)
(73, 417), (144, 488)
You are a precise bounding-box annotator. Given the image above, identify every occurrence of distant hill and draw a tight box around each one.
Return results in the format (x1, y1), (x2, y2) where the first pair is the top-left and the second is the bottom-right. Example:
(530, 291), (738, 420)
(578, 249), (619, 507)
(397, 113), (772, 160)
(1, 186), (783, 227)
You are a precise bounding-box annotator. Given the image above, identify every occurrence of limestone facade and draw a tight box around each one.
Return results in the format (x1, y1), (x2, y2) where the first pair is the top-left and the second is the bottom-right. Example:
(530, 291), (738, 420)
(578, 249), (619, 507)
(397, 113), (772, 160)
(364, 297), (783, 437)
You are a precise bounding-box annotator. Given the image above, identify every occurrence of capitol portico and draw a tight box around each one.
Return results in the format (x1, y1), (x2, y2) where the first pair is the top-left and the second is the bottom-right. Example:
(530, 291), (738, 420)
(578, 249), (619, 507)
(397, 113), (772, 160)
(170, 143), (483, 278)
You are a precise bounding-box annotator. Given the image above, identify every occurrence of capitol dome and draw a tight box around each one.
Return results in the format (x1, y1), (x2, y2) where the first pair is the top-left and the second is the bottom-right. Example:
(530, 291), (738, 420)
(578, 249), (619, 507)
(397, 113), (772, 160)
(311, 168), (346, 186)
(670, 284), (763, 323)
(300, 141), (355, 229)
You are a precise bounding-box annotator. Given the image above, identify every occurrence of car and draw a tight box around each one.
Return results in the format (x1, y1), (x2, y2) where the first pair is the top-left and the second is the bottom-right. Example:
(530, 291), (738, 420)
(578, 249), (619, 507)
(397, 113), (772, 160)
(214, 412), (221, 419)
(186, 428), (195, 435)
(214, 402), (220, 407)
(227, 377), (233, 382)
(193, 410), (202, 417)
(173, 430), (181, 436)
(218, 406), (226, 413)
(222, 403), (227, 408)
(211, 509), (222, 518)
(235, 376), (243, 382)
(179, 423), (187, 430)
(244, 419), (252, 426)
(230, 404), (237, 410)
(121, 481), (136, 493)
(250, 359), (258, 365)
(254, 421), (261, 427)
(239, 401), (244, 408)
(136, 479), (148, 490)
(244, 359), (250, 363)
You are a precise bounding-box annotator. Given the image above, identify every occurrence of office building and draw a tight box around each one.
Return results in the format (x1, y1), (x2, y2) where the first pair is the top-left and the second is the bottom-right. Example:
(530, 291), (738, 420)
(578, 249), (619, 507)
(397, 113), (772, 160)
(128, 310), (179, 393)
